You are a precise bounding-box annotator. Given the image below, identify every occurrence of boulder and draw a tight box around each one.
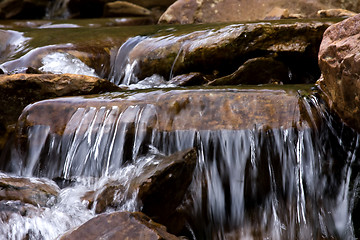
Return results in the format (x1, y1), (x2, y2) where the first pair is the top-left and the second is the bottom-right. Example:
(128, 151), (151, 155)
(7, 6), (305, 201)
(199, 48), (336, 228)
(0, 172), (59, 207)
(128, 21), (331, 82)
(88, 148), (196, 233)
(59, 211), (180, 240)
(317, 14), (360, 132)
(158, 0), (359, 24)
(317, 8), (358, 18)
(103, 1), (151, 17)
(0, 73), (121, 157)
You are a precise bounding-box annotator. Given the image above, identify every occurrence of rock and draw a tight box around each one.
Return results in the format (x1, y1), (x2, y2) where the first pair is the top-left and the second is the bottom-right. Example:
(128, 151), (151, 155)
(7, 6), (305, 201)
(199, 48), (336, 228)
(159, 0), (360, 24)
(317, 14), (360, 132)
(129, 21), (331, 82)
(264, 7), (290, 20)
(103, 1), (151, 17)
(207, 57), (290, 86)
(168, 72), (207, 86)
(0, 73), (121, 157)
(0, 0), (50, 19)
(15, 87), (307, 136)
(90, 148), (197, 233)
(317, 9), (358, 18)
(137, 148), (197, 224)
(59, 211), (180, 240)
(0, 172), (59, 207)
(158, 0), (335, 24)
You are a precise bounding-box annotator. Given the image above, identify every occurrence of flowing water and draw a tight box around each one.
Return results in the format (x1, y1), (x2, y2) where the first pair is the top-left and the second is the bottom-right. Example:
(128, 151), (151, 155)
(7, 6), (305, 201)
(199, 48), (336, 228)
(0, 20), (359, 240)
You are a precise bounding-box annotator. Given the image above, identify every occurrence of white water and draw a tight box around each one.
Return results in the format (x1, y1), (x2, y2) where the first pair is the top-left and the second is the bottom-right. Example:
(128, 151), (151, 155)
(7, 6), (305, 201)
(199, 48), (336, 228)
(39, 52), (98, 77)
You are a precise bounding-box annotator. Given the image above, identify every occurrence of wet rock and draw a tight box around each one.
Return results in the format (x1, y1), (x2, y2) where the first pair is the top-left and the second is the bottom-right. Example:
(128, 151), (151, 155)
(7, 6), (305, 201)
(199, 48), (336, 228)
(168, 72), (207, 86)
(0, 0), (49, 19)
(137, 148), (197, 224)
(129, 21), (331, 82)
(317, 9), (358, 18)
(0, 172), (59, 207)
(317, 14), (360, 132)
(103, 1), (152, 17)
(207, 57), (290, 86)
(0, 73), (121, 156)
(159, 0), (349, 24)
(59, 211), (180, 240)
(91, 148), (197, 233)
(0, 200), (41, 223)
(16, 87), (307, 136)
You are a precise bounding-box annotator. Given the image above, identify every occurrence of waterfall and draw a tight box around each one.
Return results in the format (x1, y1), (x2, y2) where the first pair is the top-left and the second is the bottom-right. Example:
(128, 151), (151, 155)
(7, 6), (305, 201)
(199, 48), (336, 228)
(2, 89), (360, 239)
(45, 0), (70, 19)
(108, 36), (147, 86)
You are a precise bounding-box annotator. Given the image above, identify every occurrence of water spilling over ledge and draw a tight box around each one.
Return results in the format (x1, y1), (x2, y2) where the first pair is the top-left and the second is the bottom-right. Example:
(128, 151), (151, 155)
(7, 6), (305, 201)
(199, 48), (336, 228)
(0, 85), (359, 239)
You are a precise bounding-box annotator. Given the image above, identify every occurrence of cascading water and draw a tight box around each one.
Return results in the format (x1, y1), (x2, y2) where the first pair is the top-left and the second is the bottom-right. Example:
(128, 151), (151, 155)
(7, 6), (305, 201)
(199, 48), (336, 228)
(1, 87), (359, 239)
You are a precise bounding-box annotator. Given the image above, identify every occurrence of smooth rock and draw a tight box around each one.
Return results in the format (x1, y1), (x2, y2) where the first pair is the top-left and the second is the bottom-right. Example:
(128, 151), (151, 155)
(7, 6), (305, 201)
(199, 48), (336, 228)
(16, 88), (306, 135)
(0, 73), (121, 156)
(0, 172), (59, 207)
(158, 0), (352, 24)
(103, 1), (151, 17)
(129, 21), (331, 82)
(59, 211), (180, 240)
(317, 8), (358, 18)
(317, 13), (360, 132)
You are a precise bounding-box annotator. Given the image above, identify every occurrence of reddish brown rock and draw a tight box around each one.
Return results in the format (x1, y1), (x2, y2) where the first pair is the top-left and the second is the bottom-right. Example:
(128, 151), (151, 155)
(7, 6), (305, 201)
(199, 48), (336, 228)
(59, 211), (180, 240)
(159, 0), (360, 24)
(317, 14), (360, 132)
(0, 173), (59, 207)
(129, 21), (330, 82)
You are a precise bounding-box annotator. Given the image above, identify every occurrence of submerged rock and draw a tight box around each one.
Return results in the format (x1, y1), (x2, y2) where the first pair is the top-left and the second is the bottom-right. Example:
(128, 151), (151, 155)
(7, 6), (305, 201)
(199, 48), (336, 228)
(0, 172), (59, 207)
(317, 14), (360, 132)
(128, 21), (332, 83)
(59, 211), (180, 240)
